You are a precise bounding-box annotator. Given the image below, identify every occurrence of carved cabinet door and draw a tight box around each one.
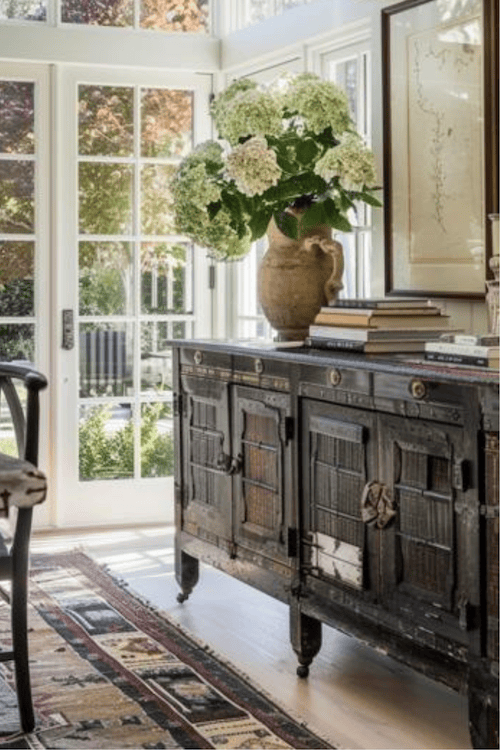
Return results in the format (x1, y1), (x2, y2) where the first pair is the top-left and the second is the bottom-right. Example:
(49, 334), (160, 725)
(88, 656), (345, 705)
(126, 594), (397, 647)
(231, 385), (293, 567)
(377, 413), (473, 649)
(301, 399), (378, 597)
(180, 374), (233, 546)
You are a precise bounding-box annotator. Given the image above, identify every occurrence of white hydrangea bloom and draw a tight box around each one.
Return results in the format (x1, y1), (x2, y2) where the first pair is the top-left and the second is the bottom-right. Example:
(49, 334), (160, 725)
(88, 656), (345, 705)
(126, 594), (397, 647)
(225, 137), (282, 196)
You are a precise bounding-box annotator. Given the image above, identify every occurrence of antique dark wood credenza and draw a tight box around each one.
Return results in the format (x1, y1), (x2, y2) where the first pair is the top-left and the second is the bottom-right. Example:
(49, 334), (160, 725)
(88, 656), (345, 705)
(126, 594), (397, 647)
(171, 340), (499, 749)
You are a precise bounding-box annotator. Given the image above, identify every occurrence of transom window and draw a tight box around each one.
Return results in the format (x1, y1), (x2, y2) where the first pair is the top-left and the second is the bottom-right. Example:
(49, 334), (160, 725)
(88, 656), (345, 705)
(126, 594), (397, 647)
(0, 0), (209, 31)
(230, 0), (317, 30)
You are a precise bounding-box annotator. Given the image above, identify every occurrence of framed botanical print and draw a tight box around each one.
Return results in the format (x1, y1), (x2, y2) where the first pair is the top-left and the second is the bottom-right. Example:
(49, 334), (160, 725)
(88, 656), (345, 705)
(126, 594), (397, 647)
(382, 0), (499, 297)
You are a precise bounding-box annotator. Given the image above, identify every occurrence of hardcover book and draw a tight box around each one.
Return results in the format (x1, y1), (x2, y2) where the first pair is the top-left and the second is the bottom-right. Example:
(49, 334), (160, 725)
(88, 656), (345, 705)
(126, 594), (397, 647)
(425, 351), (499, 369)
(306, 336), (430, 353)
(330, 298), (435, 309)
(425, 341), (500, 357)
(309, 325), (459, 342)
(314, 311), (448, 327)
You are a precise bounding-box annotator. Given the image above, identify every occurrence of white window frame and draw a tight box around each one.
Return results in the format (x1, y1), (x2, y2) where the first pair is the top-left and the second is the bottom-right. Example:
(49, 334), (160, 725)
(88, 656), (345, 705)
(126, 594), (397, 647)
(0, 62), (52, 528)
(309, 24), (373, 299)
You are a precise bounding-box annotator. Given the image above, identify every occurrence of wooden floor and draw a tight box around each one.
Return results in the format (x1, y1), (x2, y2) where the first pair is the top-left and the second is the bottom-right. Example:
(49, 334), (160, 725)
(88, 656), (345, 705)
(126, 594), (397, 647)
(31, 524), (472, 750)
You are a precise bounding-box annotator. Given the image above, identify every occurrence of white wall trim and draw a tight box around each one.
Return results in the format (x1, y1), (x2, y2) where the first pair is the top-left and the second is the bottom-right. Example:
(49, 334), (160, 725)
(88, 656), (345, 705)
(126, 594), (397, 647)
(0, 24), (220, 71)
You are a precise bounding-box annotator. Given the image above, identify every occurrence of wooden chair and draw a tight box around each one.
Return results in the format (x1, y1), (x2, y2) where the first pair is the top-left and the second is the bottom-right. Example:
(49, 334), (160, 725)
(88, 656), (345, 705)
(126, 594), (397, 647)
(0, 362), (47, 733)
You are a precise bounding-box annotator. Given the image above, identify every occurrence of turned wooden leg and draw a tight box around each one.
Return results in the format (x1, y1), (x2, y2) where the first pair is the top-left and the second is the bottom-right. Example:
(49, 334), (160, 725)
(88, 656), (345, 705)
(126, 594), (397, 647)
(175, 547), (199, 603)
(468, 662), (499, 749)
(290, 601), (322, 678)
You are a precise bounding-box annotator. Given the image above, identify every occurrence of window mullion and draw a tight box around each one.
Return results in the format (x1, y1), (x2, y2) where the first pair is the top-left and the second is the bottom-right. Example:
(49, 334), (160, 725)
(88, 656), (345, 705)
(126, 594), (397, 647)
(51, 0), (58, 26)
(133, 83), (141, 480)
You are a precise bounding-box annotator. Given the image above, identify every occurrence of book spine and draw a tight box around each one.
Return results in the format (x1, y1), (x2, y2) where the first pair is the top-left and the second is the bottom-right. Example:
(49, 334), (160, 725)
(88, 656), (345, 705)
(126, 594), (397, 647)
(331, 299), (433, 309)
(309, 326), (366, 341)
(425, 342), (495, 357)
(306, 337), (365, 352)
(454, 334), (499, 346)
(425, 351), (490, 367)
(331, 300), (379, 309)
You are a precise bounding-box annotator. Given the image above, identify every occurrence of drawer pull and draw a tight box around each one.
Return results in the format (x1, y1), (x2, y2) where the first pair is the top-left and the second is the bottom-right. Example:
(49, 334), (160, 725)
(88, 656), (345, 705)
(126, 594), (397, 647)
(410, 378), (427, 399)
(254, 358), (264, 374)
(194, 350), (203, 365)
(329, 368), (342, 386)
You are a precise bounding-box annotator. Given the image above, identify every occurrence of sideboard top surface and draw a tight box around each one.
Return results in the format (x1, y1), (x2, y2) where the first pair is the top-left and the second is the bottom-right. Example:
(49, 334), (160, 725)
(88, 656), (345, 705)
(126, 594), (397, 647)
(170, 339), (500, 387)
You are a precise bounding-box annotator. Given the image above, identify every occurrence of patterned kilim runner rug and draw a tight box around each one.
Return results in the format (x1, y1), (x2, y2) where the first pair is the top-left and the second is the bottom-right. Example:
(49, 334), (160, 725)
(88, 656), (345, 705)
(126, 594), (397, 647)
(0, 551), (334, 749)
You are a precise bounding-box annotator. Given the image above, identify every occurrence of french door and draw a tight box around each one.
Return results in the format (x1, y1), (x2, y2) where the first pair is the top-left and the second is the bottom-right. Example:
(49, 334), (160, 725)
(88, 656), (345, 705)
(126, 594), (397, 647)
(55, 68), (213, 527)
(0, 62), (212, 528)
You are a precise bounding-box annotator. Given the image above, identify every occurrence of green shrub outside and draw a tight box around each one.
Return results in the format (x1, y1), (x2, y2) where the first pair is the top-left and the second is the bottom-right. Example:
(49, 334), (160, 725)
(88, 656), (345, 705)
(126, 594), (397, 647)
(79, 402), (173, 480)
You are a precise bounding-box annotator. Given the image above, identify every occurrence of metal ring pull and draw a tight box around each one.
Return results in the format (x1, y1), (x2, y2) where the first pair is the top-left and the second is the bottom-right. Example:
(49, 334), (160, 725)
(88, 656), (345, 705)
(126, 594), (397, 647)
(216, 453), (243, 475)
(361, 480), (396, 529)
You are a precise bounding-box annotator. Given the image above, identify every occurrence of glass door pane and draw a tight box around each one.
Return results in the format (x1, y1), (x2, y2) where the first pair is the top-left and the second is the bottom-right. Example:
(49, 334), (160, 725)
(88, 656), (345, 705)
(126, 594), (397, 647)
(0, 80), (36, 364)
(77, 81), (196, 484)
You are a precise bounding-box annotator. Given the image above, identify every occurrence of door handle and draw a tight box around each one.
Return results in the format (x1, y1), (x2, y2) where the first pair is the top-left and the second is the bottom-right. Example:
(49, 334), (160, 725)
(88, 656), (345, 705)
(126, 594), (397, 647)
(62, 309), (74, 350)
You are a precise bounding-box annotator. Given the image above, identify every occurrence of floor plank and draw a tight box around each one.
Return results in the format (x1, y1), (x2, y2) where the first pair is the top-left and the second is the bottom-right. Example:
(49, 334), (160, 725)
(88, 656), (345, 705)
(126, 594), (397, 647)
(31, 524), (471, 750)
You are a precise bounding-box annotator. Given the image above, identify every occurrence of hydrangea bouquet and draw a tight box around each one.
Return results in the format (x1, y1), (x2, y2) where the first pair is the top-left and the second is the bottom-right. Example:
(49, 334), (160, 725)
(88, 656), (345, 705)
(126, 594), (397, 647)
(171, 73), (380, 260)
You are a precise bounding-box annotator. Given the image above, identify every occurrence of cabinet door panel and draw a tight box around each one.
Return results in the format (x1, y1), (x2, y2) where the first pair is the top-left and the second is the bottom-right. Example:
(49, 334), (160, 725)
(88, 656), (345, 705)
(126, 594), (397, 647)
(302, 400), (377, 594)
(232, 386), (291, 564)
(181, 375), (232, 544)
(379, 414), (469, 626)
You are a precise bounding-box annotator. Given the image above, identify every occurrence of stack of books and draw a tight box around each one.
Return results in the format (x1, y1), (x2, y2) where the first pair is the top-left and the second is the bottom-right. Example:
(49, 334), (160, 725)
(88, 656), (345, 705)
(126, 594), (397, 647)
(425, 334), (499, 369)
(306, 298), (458, 354)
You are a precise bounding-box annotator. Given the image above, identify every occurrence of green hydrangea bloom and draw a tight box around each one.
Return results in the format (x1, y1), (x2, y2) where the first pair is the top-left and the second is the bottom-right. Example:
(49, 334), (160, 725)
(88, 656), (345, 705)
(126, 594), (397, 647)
(314, 132), (377, 190)
(283, 73), (352, 135)
(210, 78), (257, 129)
(213, 89), (283, 145)
(171, 140), (251, 260)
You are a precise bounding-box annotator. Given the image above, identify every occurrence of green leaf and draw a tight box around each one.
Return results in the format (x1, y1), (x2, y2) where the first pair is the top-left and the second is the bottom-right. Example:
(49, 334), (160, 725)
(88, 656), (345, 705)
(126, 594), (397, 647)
(338, 192), (355, 212)
(274, 211), (298, 240)
(220, 190), (241, 214)
(358, 191), (383, 208)
(300, 201), (327, 231)
(206, 201), (221, 220)
(296, 139), (318, 165)
(323, 198), (352, 232)
(275, 173), (326, 203)
(249, 209), (273, 241)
